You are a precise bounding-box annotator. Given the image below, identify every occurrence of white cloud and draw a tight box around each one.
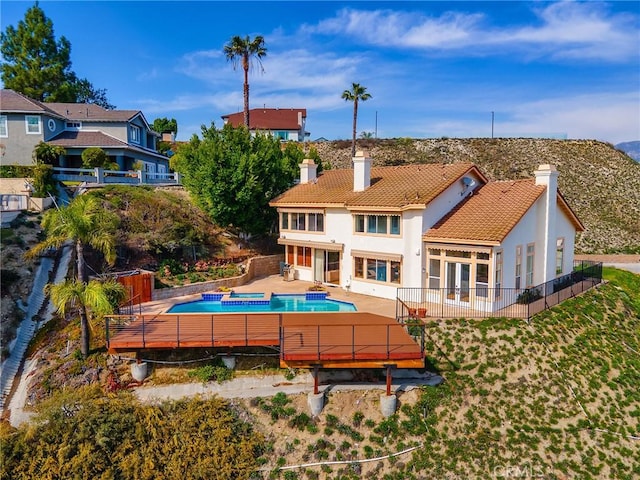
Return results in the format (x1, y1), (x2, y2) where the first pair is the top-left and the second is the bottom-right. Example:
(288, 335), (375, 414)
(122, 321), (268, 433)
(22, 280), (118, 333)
(405, 91), (640, 144)
(304, 3), (638, 62)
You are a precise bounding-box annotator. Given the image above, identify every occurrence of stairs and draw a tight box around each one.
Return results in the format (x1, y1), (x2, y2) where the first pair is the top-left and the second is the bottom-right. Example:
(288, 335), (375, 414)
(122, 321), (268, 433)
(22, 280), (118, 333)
(0, 243), (72, 410)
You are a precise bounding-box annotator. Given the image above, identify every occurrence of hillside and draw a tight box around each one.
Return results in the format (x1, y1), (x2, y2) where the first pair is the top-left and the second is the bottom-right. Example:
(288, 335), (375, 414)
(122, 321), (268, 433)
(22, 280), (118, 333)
(2, 269), (638, 479)
(312, 138), (640, 254)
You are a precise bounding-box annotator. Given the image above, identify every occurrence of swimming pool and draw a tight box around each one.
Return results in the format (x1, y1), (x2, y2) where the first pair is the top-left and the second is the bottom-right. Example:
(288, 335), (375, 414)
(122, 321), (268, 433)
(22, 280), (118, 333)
(167, 293), (357, 313)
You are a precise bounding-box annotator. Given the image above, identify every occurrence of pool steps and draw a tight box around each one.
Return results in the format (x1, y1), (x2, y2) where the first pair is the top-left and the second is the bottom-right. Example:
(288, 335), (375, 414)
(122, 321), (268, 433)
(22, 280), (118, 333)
(200, 291), (329, 305)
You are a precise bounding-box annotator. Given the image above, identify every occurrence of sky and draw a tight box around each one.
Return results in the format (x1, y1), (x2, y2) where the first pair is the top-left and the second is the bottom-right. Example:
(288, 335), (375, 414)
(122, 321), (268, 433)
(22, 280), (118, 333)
(1, 1), (639, 144)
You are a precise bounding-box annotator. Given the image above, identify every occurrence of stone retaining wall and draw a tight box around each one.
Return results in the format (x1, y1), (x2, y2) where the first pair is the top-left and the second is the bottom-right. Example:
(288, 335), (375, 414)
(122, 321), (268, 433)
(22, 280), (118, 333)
(152, 254), (283, 301)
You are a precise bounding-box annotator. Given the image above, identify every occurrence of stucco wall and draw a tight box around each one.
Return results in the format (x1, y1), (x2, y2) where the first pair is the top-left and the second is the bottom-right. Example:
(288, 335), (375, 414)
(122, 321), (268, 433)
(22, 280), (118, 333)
(1, 113), (44, 166)
(152, 254), (283, 301)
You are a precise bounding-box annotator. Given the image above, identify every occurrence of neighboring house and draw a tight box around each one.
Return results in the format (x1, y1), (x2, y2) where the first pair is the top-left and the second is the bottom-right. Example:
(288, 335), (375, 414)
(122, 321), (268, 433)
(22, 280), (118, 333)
(0, 89), (169, 174)
(221, 108), (308, 141)
(270, 152), (584, 311)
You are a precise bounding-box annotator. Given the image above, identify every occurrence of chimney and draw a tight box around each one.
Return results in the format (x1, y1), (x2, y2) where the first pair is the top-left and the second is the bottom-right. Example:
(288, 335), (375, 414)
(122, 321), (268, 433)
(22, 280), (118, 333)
(353, 150), (372, 192)
(534, 164), (559, 283)
(299, 158), (317, 184)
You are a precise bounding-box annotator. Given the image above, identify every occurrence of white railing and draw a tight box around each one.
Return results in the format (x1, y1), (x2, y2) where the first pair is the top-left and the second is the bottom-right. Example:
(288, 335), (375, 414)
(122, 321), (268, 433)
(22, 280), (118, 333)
(52, 167), (180, 185)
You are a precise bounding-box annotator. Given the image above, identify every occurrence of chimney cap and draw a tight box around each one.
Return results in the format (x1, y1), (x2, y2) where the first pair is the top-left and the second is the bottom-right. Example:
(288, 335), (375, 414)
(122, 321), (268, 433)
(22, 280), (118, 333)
(355, 150), (370, 157)
(301, 158), (315, 165)
(536, 164), (557, 172)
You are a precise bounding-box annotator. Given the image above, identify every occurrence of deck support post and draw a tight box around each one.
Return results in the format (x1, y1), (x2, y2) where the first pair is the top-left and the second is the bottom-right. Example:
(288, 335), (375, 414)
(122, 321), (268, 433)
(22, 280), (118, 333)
(308, 364), (324, 416)
(380, 364), (397, 417)
(384, 364), (393, 396)
(312, 364), (320, 395)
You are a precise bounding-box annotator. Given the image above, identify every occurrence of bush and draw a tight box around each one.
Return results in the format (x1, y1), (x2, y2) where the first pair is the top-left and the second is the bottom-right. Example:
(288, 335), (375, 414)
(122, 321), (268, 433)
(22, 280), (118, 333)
(31, 163), (56, 197)
(516, 288), (543, 304)
(81, 147), (109, 168)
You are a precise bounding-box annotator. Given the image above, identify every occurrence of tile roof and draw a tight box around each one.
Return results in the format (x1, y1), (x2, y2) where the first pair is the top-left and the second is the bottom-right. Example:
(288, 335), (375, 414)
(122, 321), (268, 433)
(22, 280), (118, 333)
(0, 89), (65, 118)
(424, 179), (552, 244)
(270, 163), (484, 210)
(222, 108), (306, 130)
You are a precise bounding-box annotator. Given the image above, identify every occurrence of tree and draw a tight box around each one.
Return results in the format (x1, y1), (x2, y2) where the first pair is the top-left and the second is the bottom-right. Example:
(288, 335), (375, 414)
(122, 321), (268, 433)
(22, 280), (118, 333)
(171, 123), (297, 236)
(152, 117), (178, 135)
(223, 35), (267, 128)
(46, 278), (126, 356)
(26, 194), (119, 357)
(71, 78), (115, 110)
(1, 2), (113, 107)
(342, 83), (372, 158)
(81, 147), (109, 168)
(33, 141), (66, 165)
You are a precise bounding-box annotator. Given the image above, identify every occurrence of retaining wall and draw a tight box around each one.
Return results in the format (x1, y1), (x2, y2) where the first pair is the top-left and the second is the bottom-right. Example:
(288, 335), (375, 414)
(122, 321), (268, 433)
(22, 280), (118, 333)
(152, 254), (283, 301)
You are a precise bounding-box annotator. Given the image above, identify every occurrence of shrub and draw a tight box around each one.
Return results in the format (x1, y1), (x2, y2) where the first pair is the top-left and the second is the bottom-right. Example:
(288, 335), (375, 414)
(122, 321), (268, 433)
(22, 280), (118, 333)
(31, 163), (56, 197)
(81, 147), (109, 168)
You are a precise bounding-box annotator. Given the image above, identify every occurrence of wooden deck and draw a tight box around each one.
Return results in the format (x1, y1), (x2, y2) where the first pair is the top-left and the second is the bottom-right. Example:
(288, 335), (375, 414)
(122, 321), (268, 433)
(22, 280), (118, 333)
(107, 312), (424, 369)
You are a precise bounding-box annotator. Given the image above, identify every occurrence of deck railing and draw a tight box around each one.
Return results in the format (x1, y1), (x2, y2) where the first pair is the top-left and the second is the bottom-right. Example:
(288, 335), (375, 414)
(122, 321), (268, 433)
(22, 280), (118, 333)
(52, 167), (180, 185)
(106, 313), (425, 363)
(279, 323), (424, 362)
(396, 261), (603, 321)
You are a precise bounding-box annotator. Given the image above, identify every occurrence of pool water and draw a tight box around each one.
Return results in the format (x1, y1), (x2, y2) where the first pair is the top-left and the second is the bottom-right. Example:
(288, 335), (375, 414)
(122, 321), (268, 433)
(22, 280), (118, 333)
(167, 294), (356, 313)
(229, 292), (264, 298)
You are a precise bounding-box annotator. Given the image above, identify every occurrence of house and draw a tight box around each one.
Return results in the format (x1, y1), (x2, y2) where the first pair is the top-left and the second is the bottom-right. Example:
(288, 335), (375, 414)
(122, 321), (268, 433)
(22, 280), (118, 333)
(221, 108), (308, 141)
(269, 152), (584, 312)
(0, 89), (169, 174)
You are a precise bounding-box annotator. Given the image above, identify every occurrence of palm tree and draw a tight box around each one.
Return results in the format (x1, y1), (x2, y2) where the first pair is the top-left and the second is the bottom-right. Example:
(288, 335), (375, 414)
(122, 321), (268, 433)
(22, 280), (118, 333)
(26, 194), (120, 357)
(342, 83), (372, 158)
(224, 35), (267, 128)
(47, 279), (126, 357)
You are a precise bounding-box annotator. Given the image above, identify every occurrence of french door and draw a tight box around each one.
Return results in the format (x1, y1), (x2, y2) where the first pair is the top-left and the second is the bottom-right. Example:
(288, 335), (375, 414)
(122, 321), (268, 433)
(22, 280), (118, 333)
(314, 250), (340, 285)
(446, 262), (470, 303)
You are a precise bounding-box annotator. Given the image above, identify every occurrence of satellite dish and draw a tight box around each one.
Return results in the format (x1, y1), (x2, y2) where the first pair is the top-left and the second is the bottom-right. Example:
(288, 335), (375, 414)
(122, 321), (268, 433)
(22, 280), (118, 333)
(461, 176), (476, 188)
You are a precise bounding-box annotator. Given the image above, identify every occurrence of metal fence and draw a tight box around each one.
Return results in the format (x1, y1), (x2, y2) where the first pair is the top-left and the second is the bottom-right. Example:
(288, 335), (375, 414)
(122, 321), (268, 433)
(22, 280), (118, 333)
(396, 261), (603, 321)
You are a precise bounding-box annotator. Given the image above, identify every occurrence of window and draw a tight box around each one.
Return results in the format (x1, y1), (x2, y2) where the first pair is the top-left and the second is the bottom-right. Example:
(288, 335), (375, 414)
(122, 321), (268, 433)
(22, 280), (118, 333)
(390, 216), (400, 235)
(353, 256), (401, 284)
(556, 238), (565, 275)
(25, 115), (41, 134)
(495, 250), (503, 298)
(354, 257), (364, 278)
(367, 259), (387, 281)
(286, 245), (294, 265)
(275, 131), (289, 140)
(354, 214), (400, 236)
(0, 116), (7, 137)
(428, 259), (441, 289)
(308, 213), (324, 232)
(390, 261), (401, 284)
(526, 244), (535, 287)
(515, 245), (522, 290)
(296, 246), (312, 267)
(131, 125), (141, 143)
(66, 121), (81, 130)
(477, 252), (490, 261)
(475, 263), (489, 298)
(279, 211), (324, 233)
(291, 213), (306, 231)
(446, 250), (471, 259)
(367, 215), (387, 234)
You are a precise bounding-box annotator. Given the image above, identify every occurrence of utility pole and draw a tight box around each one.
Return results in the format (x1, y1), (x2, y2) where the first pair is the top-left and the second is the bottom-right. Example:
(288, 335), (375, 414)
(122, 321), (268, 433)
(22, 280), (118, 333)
(375, 111), (378, 139)
(491, 111), (495, 139)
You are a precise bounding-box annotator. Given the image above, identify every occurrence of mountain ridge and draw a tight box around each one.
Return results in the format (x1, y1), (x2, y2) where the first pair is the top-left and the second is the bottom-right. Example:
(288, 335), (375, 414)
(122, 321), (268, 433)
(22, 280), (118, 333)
(310, 138), (640, 254)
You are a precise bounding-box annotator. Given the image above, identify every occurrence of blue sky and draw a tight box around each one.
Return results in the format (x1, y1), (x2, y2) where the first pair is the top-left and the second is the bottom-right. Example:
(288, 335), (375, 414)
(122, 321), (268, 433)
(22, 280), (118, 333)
(1, 1), (639, 143)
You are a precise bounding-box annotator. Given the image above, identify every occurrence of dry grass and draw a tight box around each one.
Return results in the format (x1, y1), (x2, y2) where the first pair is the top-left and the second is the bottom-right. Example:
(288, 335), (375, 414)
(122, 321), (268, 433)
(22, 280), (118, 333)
(312, 138), (640, 254)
